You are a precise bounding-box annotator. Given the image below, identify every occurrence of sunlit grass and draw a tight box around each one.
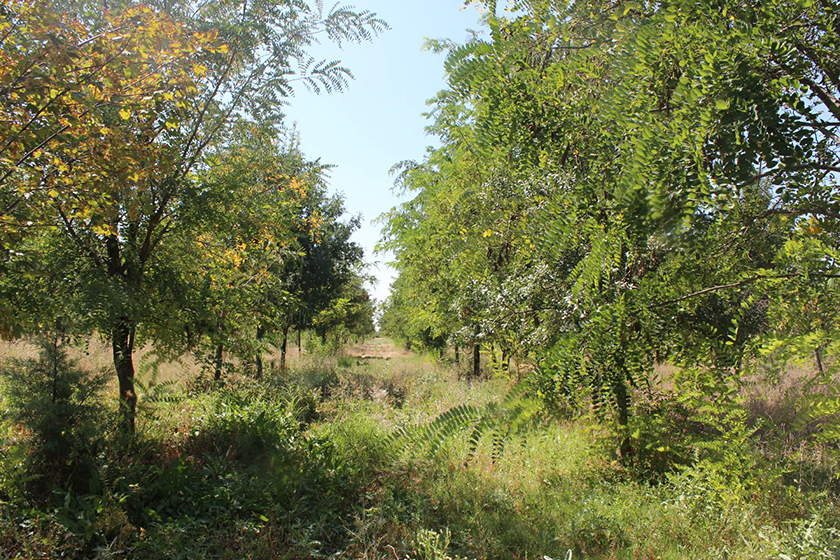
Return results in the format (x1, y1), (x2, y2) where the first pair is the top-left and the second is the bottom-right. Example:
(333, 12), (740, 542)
(1, 339), (838, 559)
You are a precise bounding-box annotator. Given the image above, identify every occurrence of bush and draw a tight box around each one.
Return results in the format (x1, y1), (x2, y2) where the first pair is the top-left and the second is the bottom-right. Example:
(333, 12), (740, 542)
(0, 337), (109, 501)
(186, 382), (303, 464)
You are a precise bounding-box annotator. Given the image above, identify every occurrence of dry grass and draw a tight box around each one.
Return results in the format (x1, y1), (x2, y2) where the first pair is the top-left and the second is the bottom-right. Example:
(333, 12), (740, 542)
(342, 337), (413, 360)
(0, 337), (199, 401)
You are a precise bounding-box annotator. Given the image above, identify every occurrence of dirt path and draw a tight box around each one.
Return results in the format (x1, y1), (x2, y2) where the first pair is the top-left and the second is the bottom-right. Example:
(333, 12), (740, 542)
(343, 337), (411, 360)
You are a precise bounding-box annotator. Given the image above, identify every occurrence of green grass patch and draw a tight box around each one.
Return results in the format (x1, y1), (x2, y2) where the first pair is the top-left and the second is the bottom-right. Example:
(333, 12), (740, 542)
(1, 344), (838, 559)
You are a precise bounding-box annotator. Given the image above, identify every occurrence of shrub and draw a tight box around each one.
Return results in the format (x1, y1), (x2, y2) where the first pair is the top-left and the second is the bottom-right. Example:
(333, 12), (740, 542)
(186, 383), (303, 464)
(0, 337), (109, 501)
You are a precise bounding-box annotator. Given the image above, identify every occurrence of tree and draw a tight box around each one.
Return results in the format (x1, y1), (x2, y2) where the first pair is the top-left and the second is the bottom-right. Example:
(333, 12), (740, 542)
(291, 190), (365, 339)
(172, 122), (319, 380)
(1, 0), (385, 434)
(311, 270), (376, 346)
(383, 0), (840, 455)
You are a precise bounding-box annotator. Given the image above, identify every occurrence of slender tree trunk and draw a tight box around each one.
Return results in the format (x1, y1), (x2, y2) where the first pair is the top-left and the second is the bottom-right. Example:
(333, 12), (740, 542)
(614, 317), (634, 460)
(815, 346), (825, 374)
(51, 331), (60, 405)
(280, 325), (289, 371)
(255, 325), (265, 380)
(214, 343), (224, 382)
(501, 347), (509, 373)
(112, 319), (137, 436)
(491, 343), (497, 368)
(297, 328), (302, 354)
(472, 342), (480, 379)
(213, 310), (228, 383)
(454, 344), (460, 365)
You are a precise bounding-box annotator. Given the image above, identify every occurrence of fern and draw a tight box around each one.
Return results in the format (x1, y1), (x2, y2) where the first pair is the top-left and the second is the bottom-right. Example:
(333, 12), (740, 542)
(137, 379), (182, 406)
(136, 351), (183, 409)
(794, 382), (840, 453)
(393, 382), (543, 461)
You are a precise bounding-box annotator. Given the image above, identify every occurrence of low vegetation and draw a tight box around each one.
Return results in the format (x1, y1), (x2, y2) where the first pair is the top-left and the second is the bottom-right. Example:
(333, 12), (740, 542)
(1, 339), (837, 559)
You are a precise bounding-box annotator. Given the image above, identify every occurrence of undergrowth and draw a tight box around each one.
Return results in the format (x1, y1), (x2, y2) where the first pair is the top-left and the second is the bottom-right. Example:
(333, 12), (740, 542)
(0, 341), (837, 559)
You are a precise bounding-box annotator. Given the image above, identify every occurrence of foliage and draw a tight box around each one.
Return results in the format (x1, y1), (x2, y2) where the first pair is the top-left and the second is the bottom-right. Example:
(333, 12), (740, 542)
(312, 270), (377, 344)
(394, 380), (543, 462)
(0, 0), (384, 433)
(0, 0), (211, 248)
(380, 0), (840, 459)
(0, 337), (109, 500)
(408, 528), (465, 560)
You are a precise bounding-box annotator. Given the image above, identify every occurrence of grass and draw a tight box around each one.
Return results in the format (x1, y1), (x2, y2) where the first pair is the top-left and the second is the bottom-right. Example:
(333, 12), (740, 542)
(1, 338), (838, 559)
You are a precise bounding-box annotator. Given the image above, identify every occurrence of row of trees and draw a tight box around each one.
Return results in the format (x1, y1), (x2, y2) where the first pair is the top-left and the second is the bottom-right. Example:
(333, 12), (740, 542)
(380, 0), (840, 454)
(0, 0), (382, 433)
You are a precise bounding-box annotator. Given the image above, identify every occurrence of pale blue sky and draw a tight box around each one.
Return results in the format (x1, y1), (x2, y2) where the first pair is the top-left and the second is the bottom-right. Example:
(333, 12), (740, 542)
(283, 1), (486, 304)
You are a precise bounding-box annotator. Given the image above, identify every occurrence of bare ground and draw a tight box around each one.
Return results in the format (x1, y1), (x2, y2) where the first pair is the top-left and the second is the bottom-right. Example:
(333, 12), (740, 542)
(341, 337), (412, 360)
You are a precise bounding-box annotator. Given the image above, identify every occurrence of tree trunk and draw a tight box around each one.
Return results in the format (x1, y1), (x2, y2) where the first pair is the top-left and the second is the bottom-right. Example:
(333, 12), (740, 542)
(491, 343), (497, 367)
(615, 322), (633, 460)
(51, 331), (60, 405)
(280, 325), (289, 371)
(472, 342), (480, 379)
(454, 344), (460, 365)
(815, 346), (825, 374)
(112, 319), (137, 436)
(297, 328), (302, 354)
(255, 326), (265, 380)
(214, 343), (224, 382)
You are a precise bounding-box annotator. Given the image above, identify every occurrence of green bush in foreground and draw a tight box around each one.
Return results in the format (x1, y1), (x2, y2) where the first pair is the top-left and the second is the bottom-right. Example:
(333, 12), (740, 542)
(0, 339), (109, 503)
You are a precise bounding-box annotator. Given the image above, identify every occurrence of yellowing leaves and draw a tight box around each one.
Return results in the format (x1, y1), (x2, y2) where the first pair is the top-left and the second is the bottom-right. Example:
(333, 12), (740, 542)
(119, 108), (131, 120)
(288, 176), (308, 198)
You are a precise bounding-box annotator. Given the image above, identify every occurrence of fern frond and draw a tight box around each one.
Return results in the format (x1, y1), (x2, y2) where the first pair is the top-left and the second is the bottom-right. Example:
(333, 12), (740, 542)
(394, 382), (544, 462)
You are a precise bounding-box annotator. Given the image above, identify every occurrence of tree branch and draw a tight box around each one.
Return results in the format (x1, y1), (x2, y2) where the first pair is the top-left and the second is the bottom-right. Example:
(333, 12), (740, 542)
(655, 272), (840, 307)
(55, 205), (104, 271)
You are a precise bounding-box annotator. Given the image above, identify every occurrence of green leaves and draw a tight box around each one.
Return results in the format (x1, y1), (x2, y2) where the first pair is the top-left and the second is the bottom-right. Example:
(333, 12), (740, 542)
(393, 381), (543, 462)
(383, 0), (840, 458)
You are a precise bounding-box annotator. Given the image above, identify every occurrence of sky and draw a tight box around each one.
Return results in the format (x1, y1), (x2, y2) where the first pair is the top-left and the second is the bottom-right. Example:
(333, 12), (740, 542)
(282, 1), (486, 305)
